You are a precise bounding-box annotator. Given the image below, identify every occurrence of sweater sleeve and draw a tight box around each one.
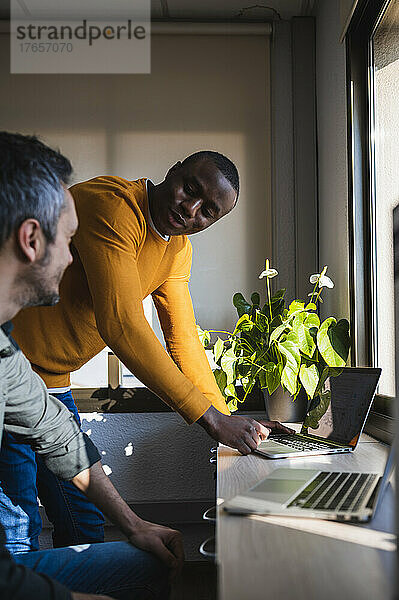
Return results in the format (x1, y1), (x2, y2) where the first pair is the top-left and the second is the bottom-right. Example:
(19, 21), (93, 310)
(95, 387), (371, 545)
(151, 241), (230, 419)
(71, 181), (217, 423)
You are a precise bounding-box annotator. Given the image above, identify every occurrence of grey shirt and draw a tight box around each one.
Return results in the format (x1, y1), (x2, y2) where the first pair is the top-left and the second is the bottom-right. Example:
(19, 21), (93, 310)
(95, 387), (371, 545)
(0, 322), (101, 599)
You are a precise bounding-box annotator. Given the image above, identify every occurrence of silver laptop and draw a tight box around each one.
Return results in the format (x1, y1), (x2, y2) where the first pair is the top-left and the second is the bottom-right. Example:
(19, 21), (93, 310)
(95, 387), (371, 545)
(255, 367), (381, 459)
(223, 441), (394, 522)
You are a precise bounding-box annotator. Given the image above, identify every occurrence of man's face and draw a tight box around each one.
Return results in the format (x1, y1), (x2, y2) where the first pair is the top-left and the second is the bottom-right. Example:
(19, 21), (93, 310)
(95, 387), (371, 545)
(150, 159), (237, 237)
(24, 189), (78, 307)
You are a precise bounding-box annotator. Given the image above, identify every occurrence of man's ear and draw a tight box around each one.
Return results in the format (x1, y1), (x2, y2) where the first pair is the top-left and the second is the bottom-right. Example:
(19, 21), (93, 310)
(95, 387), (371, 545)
(17, 219), (44, 263)
(166, 161), (182, 179)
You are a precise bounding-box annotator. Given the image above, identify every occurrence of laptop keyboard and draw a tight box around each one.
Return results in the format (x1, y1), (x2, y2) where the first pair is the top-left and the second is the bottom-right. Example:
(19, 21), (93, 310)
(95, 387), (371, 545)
(288, 471), (378, 512)
(269, 434), (335, 452)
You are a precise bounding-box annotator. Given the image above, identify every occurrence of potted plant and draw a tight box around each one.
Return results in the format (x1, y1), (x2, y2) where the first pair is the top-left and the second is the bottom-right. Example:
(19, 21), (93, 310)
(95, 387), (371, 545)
(198, 260), (351, 423)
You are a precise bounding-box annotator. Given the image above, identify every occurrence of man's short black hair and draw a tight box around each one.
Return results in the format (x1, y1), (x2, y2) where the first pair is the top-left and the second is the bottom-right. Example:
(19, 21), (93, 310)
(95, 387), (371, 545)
(182, 151), (240, 200)
(0, 131), (72, 249)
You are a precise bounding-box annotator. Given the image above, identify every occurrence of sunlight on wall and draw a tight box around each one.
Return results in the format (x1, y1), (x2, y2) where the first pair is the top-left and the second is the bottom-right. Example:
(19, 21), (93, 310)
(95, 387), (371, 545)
(374, 24), (399, 397)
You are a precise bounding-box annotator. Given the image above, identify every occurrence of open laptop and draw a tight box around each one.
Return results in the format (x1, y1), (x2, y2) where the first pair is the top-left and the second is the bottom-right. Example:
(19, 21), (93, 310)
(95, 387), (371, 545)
(223, 441), (394, 522)
(255, 367), (381, 458)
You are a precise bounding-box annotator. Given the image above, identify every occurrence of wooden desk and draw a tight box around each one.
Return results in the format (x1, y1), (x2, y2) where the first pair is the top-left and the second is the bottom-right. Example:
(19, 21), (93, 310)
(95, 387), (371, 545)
(217, 426), (396, 600)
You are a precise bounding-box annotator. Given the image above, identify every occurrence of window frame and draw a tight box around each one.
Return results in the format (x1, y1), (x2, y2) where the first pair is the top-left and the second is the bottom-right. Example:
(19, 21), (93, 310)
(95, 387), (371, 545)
(346, 0), (395, 442)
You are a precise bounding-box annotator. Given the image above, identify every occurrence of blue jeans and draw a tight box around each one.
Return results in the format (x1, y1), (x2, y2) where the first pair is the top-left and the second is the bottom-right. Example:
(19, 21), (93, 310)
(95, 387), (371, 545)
(14, 541), (170, 599)
(0, 390), (104, 553)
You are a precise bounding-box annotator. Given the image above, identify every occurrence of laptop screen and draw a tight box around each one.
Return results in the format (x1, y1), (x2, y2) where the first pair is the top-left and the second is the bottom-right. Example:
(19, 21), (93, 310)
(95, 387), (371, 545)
(300, 368), (381, 447)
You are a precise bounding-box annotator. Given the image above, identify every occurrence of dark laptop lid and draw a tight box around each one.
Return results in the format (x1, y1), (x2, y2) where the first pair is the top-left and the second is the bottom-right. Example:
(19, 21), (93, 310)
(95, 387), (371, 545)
(300, 367), (381, 447)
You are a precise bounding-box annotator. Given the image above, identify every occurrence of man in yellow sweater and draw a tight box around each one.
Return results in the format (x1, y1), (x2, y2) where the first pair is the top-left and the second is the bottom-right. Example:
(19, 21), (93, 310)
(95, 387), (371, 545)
(7, 150), (291, 549)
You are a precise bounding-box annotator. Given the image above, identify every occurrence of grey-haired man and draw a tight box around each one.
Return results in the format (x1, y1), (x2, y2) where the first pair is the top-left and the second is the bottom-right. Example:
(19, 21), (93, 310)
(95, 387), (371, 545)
(0, 131), (183, 600)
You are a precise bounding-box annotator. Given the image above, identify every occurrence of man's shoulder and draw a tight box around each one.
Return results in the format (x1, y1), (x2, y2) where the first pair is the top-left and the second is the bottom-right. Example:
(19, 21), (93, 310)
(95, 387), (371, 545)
(70, 176), (148, 232)
(70, 176), (147, 210)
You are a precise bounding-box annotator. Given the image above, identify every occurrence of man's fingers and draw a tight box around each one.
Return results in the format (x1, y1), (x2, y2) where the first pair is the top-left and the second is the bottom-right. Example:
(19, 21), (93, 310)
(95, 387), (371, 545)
(237, 439), (254, 455)
(254, 422), (272, 440)
(248, 423), (270, 446)
(152, 537), (180, 571)
(258, 420), (296, 435)
(167, 532), (185, 566)
(279, 423), (296, 434)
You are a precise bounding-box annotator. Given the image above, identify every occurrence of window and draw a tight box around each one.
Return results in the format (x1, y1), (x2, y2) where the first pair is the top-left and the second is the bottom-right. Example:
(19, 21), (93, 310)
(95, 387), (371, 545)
(347, 0), (397, 440)
(372, 2), (399, 398)
(71, 296), (161, 398)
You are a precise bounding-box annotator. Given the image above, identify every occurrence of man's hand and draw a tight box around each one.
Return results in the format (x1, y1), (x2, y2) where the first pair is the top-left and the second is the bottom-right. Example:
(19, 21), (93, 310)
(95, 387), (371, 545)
(197, 405), (295, 455)
(72, 462), (184, 582)
(128, 519), (185, 582)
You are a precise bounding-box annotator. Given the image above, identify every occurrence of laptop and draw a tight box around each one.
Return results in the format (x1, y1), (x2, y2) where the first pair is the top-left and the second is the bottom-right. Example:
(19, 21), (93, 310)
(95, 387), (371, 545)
(223, 441), (394, 522)
(255, 367), (381, 458)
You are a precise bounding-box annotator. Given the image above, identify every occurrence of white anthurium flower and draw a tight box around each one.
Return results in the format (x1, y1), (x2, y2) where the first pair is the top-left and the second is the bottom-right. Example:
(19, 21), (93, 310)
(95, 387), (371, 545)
(259, 268), (278, 279)
(259, 258), (278, 280)
(309, 266), (334, 288)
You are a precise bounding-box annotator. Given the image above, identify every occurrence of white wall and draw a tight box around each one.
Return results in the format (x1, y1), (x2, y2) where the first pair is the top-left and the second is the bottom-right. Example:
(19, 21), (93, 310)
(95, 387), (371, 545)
(0, 33), (271, 334)
(314, 0), (350, 322)
(0, 32), (271, 503)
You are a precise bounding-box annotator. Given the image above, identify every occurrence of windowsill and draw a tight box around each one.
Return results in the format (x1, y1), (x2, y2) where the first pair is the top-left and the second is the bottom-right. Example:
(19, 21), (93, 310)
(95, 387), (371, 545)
(365, 411), (395, 444)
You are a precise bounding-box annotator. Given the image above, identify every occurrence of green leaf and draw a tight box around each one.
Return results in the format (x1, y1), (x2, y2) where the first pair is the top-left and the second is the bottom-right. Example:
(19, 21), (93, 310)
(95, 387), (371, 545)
(257, 369), (267, 389)
(304, 313), (320, 329)
(196, 325), (211, 347)
(277, 340), (301, 395)
(270, 315), (283, 329)
(270, 321), (290, 343)
(293, 314), (316, 357)
(299, 364), (319, 399)
(266, 363), (281, 395)
(285, 331), (299, 344)
(233, 293), (251, 317)
(213, 337), (224, 363)
(238, 341), (256, 358)
(270, 297), (285, 319)
(288, 300), (305, 315)
(227, 398), (238, 412)
(224, 383), (239, 399)
(317, 318), (350, 367)
(315, 366), (330, 396)
(300, 353), (319, 366)
(261, 303), (270, 316)
(236, 361), (251, 378)
(303, 389), (331, 430)
(251, 292), (260, 307)
(233, 313), (254, 334)
(255, 310), (269, 332)
(271, 289), (286, 301)
(240, 377), (253, 395)
(213, 369), (227, 396)
(305, 302), (317, 310)
(220, 348), (238, 385)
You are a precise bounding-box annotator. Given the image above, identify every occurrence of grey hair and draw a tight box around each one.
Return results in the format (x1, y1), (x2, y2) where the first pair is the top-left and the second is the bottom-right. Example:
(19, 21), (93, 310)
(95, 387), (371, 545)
(0, 132), (72, 249)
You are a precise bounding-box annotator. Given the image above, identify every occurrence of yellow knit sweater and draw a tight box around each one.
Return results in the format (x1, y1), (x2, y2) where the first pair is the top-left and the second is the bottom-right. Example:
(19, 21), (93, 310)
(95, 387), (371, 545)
(12, 176), (229, 423)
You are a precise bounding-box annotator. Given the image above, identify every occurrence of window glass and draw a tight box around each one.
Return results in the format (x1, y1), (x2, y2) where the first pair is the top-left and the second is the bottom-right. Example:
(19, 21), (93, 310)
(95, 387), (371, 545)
(71, 297), (161, 389)
(372, 0), (399, 397)
(70, 348), (109, 389)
